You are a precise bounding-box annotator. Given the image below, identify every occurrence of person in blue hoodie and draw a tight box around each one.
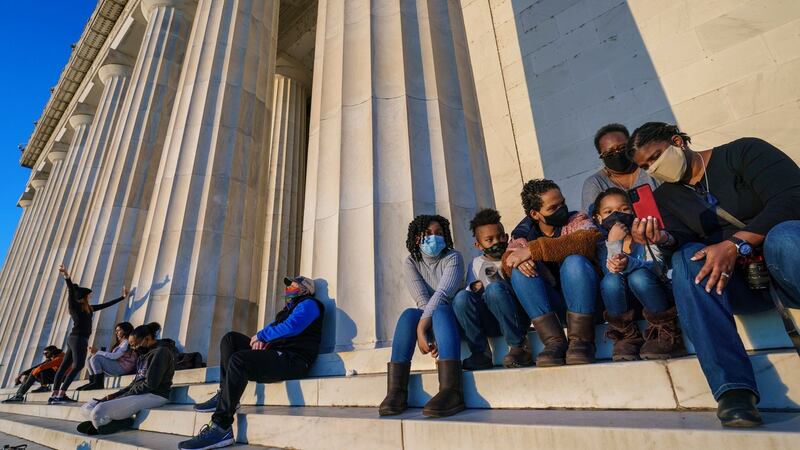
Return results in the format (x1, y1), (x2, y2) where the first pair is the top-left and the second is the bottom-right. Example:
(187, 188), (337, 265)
(179, 276), (324, 450)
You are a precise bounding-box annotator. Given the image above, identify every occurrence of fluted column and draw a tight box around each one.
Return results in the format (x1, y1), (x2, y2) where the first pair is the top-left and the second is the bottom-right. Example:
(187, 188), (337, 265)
(0, 112), (92, 384)
(59, 0), (196, 345)
(11, 64), (134, 374)
(300, 0), (492, 351)
(0, 189), (37, 346)
(257, 61), (310, 325)
(129, 0), (280, 363)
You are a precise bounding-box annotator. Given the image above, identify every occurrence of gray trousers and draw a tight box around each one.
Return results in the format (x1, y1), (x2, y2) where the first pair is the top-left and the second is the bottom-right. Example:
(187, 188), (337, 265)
(81, 393), (168, 428)
(87, 354), (131, 376)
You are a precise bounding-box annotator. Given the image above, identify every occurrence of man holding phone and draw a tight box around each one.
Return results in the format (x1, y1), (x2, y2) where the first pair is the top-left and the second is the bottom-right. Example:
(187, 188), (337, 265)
(626, 122), (800, 429)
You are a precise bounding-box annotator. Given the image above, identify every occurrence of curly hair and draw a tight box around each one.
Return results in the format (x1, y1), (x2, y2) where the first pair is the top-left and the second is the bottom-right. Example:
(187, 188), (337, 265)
(593, 123), (629, 153)
(406, 214), (454, 261)
(469, 208), (502, 236)
(521, 179), (561, 216)
(627, 122), (692, 159)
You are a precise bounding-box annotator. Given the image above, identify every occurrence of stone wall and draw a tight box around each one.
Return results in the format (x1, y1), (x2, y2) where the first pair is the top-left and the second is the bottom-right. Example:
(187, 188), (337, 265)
(462, 0), (800, 209)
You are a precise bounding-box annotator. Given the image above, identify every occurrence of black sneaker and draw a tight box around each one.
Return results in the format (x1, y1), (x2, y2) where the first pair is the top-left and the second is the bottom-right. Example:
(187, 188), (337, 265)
(2, 394), (24, 403)
(48, 395), (77, 405)
(193, 391), (220, 412)
(77, 421), (99, 435)
(462, 352), (493, 371)
(97, 418), (134, 435)
(178, 423), (235, 450)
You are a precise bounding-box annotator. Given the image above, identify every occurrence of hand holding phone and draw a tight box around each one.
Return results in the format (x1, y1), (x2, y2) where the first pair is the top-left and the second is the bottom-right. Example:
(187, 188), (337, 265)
(628, 184), (664, 228)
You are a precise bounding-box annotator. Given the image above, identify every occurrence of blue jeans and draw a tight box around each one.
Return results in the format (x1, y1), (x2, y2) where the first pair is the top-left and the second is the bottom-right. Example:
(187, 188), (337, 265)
(600, 268), (670, 316)
(452, 283), (529, 353)
(390, 303), (462, 363)
(671, 220), (800, 401)
(510, 254), (598, 318)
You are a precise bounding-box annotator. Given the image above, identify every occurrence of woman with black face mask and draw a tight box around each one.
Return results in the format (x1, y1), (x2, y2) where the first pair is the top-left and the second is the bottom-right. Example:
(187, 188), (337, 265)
(581, 123), (659, 214)
(592, 188), (685, 362)
(501, 179), (602, 368)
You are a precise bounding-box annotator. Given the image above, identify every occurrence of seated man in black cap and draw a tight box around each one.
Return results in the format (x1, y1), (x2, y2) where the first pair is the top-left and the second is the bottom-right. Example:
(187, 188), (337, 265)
(2, 346), (64, 403)
(179, 275), (325, 450)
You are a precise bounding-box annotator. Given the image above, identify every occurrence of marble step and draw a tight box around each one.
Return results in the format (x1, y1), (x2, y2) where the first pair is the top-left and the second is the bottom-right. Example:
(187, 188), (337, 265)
(0, 430), (50, 449)
(13, 350), (800, 411)
(1, 403), (799, 450)
(0, 411), (273, 450)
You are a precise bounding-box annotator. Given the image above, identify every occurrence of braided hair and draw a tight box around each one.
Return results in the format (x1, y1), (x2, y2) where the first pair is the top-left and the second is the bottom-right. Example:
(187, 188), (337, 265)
(405, 214), (454, 261)
(627, 122), (692, 159)
(520, 179), (561, 216)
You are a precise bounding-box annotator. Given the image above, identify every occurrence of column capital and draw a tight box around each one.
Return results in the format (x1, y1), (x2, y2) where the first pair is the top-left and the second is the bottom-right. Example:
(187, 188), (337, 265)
(68, 113), (94, 129)
(275, 54), (312, 90)
(17, 190), (34, 208)
(99, 64), (132, 84)
(29, 176), (48, 190)
(141, 0), (196, 20)
(46, 147), (68, 163)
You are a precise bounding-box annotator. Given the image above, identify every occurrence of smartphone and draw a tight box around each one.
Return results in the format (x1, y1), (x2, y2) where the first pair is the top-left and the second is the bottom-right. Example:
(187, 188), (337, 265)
(628, 184), (664, 229)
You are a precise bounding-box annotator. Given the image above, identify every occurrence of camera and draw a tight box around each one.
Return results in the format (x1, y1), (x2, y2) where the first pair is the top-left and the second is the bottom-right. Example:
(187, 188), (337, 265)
(744, 254), (770, 290)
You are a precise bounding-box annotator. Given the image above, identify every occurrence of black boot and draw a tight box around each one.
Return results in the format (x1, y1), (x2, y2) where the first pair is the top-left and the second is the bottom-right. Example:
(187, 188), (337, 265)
(378, 362), (411, 416)
(91, 373), (106, 390)
(76, 374), (97, 391)
(97, 417), (134, 434)
(77, 421), (99, 435)
(422, 360), (465, 418)
(717, 389), (763, 428)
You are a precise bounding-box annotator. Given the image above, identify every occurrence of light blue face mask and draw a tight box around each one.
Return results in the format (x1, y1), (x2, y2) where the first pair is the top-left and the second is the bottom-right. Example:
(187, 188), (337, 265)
(420, 235), (446, 257)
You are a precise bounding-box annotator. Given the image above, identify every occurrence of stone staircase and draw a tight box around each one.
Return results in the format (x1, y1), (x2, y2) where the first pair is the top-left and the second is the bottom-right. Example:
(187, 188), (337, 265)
(0, 309), (798, 449)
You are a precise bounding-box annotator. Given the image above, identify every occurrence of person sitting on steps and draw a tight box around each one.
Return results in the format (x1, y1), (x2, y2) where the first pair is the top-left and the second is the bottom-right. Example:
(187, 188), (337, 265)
(503, 179), (603, 367)
(77, 321), (137, 391)
(2, 346), (64, 403)
(626, 121), (800, 428)
(77, 322), (176, 436)
(380, 214), (466, 418)
(179, 276), (325, 450)
(593, 188), (686, 361)
(452, 208), (534, 370)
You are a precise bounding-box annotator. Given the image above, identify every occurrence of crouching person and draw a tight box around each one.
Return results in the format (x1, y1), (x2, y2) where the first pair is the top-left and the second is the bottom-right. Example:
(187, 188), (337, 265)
(2, 346), (64, 403)
(77, 322), (175, 435)
(379, 215), (466, 418)
(179, 276), (324, 450)
(593, 188), (686, 361)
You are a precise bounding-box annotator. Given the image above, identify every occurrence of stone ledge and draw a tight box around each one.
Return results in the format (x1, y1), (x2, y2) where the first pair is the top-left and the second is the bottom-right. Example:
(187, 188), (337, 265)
(14, 351), (800, 411)
(0, 405), (798, 450)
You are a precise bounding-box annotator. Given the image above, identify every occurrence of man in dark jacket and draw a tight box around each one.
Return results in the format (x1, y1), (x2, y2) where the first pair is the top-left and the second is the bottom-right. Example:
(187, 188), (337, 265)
(2, 346), (64, 402)
(179, 276), (325, 450)
(77, 322), (176, 435)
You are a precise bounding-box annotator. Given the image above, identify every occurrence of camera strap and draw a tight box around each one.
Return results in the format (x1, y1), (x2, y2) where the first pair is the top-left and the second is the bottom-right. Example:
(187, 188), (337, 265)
(704, 200), (800, 356)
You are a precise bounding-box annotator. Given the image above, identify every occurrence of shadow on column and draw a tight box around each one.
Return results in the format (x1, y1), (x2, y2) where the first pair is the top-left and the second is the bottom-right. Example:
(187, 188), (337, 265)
(510, 0), (676, 202)
(313, 279), (357, 354)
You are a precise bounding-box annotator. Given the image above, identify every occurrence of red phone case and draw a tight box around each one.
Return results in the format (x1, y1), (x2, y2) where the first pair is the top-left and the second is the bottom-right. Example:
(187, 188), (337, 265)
(628, 184), (664, 229)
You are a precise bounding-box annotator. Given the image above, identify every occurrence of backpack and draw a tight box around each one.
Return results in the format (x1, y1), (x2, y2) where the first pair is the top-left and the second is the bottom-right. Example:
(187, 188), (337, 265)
(175, 352), (205, 370)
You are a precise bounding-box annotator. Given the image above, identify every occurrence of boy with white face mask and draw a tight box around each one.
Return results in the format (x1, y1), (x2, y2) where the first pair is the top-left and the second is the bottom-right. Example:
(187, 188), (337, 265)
(627, 121), (800, 429)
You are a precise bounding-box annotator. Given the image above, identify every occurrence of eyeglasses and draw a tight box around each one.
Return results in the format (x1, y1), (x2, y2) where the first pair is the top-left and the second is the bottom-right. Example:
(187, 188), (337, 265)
(599, 144), (627, 158)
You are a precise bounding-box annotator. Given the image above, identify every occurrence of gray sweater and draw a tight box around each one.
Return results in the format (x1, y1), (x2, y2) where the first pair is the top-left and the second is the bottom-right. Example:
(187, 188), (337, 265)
(581, 168), (659, 214)
(403, 249), (465, 319)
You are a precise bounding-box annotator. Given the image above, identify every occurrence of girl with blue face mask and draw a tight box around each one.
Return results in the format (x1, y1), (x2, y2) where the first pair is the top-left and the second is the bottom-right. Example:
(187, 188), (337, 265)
(379, 214), (466, 419)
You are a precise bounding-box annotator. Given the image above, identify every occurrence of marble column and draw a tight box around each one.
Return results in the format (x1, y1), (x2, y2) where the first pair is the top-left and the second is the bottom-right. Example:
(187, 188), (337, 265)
(257, 60), (310, 326)
(300, 0), (492, 351)
(128, 0), (280, 363)
(58, 0), (196, 345)
(13, 63), (134, 374)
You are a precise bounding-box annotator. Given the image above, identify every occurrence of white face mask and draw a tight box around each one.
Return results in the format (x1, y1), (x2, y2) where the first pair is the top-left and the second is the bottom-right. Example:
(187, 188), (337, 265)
(646, 145), (688, 183)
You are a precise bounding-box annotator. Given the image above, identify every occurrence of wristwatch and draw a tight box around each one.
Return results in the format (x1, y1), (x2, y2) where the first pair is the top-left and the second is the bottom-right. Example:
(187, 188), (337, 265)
(727, 236), (753, 257)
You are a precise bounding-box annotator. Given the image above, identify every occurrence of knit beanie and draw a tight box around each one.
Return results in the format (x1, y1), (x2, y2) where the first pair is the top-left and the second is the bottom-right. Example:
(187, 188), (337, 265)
(75, 286), (92, 300)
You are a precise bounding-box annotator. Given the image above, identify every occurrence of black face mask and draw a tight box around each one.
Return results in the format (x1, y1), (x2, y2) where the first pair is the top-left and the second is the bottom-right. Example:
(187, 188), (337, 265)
(541, 204), (570, 227)
(600, 211), (635, 231)
(135, 342), (154, 355)
(601, 151), (637, 173)
(482, 241), (508, 259)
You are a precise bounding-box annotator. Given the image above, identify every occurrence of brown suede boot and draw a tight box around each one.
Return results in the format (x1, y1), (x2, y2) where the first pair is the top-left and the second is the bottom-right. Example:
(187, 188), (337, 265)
(640, 306), (688, 360)
(531, 312), (567, 367)
(502, 345), (534, 368)
(604, 309), (644, 362)
(422, 360), (465, 418)
(378, 362), (411, 416)
(566, 311), (596, 365)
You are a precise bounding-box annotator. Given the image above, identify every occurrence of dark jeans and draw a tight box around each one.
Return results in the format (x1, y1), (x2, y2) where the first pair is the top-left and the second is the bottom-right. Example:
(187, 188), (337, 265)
(671, 220), (800, 401)
(452, 282), (530, 354)
(53, 334), (88, 392)
(600, 268), (670, 316)
(212, 331), (309, 429)
(389, 304), (461, 363)
(16, 369), (55, 396)
(510, 255), (598, 318)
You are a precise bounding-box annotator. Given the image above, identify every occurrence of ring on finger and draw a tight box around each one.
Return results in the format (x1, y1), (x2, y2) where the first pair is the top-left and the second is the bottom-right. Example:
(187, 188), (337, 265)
(721, 272), (731, 279)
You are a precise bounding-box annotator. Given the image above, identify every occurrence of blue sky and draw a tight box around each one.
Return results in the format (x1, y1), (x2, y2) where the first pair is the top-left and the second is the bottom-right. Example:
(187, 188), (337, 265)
(0, 1), (97, 266)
